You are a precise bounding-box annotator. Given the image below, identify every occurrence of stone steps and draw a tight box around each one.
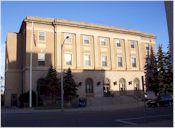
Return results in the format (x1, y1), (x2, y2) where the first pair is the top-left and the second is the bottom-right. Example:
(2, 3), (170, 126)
(86, 95), (139, 107)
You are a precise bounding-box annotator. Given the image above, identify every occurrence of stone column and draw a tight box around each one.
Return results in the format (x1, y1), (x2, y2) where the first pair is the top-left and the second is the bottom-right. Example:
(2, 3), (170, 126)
(76, 34), (82, 69)
(93, 36), (100, 69)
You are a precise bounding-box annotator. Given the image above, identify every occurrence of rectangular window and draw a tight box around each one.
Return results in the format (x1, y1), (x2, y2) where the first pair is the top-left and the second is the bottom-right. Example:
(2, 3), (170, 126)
(100, 37), (108, 45)
(118, 56), (123, 67)
(39, 31), (45, 41)
(131, 57), (137, 67)
(83, 35), (90, 44)
(64, 53), (72, 65)
(146, 43), (150, 55)
(115, 39), (121, 47)
(84, 54), (91, 66)
(130, 40), (135, 48)
(102, 54), (107, 66)
(64, 33), (72, 43)
(38, 53), (45, 66)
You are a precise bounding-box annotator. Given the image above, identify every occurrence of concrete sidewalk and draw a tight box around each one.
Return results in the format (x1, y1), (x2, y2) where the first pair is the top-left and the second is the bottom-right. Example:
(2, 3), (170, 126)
(1, 101), (144, 113)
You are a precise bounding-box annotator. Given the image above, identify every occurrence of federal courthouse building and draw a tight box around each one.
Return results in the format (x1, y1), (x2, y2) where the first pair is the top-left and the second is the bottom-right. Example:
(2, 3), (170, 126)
(5, 16), (155, 107)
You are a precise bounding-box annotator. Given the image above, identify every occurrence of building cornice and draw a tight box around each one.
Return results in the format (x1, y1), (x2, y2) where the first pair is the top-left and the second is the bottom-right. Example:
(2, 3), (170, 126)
(24, 16), (156, 39)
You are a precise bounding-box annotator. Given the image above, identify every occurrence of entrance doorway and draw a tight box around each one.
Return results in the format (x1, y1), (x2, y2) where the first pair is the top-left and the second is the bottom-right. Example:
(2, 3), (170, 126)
(85, 78), (94, 97)
(134, 78), (140, 91)
(103, 78), (111, 97)
(119, 78), (126, 95)
(11, 94), (17, 107)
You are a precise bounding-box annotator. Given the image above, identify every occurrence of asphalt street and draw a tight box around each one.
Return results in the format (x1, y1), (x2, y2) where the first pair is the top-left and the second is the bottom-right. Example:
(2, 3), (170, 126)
(1, 106), (173, 127)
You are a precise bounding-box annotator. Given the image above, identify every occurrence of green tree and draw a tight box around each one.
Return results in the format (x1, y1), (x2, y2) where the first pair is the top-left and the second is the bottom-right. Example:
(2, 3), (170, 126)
(45, 66), (60, 103)
(144, 46), (159, 94)
(157, 45), (166, 94)
(164, 44), (173, 93)
(63, 68), (78, 102)
(19, 91), (37, 107)
(150, 47), (159, 94)
(144, 49), (151, 91)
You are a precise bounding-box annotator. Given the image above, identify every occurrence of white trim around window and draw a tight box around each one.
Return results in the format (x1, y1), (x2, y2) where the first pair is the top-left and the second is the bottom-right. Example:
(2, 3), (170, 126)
(64, 52), (72, 66)
(131, 56), (137, 68)
(114, 38), (121, 47)
(130, 40), (135, 48)
(38, 53), (45, 66)
(83, 35), (90, 45)
(101, 53), (107, 67)
(83, 53), (91, 66)
(117, 56), (123, 67)
(38, 31), (46, 42)
(100, 37), (108, 46)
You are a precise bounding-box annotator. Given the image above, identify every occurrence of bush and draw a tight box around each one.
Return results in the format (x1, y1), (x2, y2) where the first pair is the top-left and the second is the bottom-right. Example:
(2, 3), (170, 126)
(19, 91), (40, 107)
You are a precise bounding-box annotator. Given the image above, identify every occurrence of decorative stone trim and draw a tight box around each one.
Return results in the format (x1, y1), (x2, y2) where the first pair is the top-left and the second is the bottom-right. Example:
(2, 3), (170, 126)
(24, 16), (156, 39)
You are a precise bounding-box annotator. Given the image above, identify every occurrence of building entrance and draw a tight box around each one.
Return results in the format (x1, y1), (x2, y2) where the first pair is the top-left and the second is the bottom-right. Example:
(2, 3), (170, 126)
(103, 78), (111, 97)
(11, 94), (17, 107)
(119, 78), (126, 95)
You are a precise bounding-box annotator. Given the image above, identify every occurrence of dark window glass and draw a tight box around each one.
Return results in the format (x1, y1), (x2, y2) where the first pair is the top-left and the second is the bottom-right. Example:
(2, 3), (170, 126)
(38, 61), (45, 66)
(131, 41), (135, 48)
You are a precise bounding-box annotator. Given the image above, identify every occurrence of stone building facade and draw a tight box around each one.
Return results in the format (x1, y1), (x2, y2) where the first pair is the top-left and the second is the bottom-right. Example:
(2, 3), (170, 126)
(5, 16), (156, 107)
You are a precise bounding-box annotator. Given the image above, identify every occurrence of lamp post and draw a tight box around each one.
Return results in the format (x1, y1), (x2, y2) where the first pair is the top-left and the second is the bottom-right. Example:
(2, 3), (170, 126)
(61, 36), (69, 111)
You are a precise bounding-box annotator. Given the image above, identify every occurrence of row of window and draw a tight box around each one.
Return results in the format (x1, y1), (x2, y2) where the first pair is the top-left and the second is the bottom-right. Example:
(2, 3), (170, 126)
(38, 32), (150, 49)
(38, 52), (137, 68)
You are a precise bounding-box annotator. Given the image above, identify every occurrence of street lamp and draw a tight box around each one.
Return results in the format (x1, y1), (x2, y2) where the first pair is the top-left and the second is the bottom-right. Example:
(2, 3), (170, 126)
(61, 36), (69, 111)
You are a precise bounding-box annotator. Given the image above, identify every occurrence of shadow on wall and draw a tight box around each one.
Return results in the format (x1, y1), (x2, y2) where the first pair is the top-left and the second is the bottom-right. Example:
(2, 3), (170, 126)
(5, 51), (144, 107)
(5, 51), (52, 107)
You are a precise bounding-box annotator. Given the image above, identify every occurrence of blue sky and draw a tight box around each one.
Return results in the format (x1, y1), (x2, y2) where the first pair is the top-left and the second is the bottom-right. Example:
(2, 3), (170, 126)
(0, 1), (169, 79)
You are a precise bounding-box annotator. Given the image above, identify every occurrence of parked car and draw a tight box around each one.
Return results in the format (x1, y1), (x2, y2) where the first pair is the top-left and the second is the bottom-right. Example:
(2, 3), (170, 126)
(78, 98), (87, 107)
(146, 98), (158, 108)
(145, 91), (156, 101)
(146, 94), (173, 108)
(157, 95), (173, 107)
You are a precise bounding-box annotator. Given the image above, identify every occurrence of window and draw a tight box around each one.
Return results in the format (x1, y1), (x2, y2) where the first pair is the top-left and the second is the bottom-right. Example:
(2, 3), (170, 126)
(83, 35), (90, 44)
(130, 40), (135, 48)
(84, 54), (91, 66)
(64, 33), (72, 43)
(118, 56), (123, 67)
(64, 53), (72, 65)
(38, 53), (45, 66)
(100, 37), (108, 45)
(146, 43), (150, 55)
(102, 54), (107, 66)
(39, 32), (45, 41)
(131, 57), (137, 67)
(85, 78), (93, 94)
(115, 39), (121, 47)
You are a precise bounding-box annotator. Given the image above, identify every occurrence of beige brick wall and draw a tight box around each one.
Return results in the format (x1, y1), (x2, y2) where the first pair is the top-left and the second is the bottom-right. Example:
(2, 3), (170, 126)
(5, 16), (156, 107)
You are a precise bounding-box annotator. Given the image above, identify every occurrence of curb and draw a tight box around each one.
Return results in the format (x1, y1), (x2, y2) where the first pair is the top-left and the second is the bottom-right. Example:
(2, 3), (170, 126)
(2, 102), (144, 113)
